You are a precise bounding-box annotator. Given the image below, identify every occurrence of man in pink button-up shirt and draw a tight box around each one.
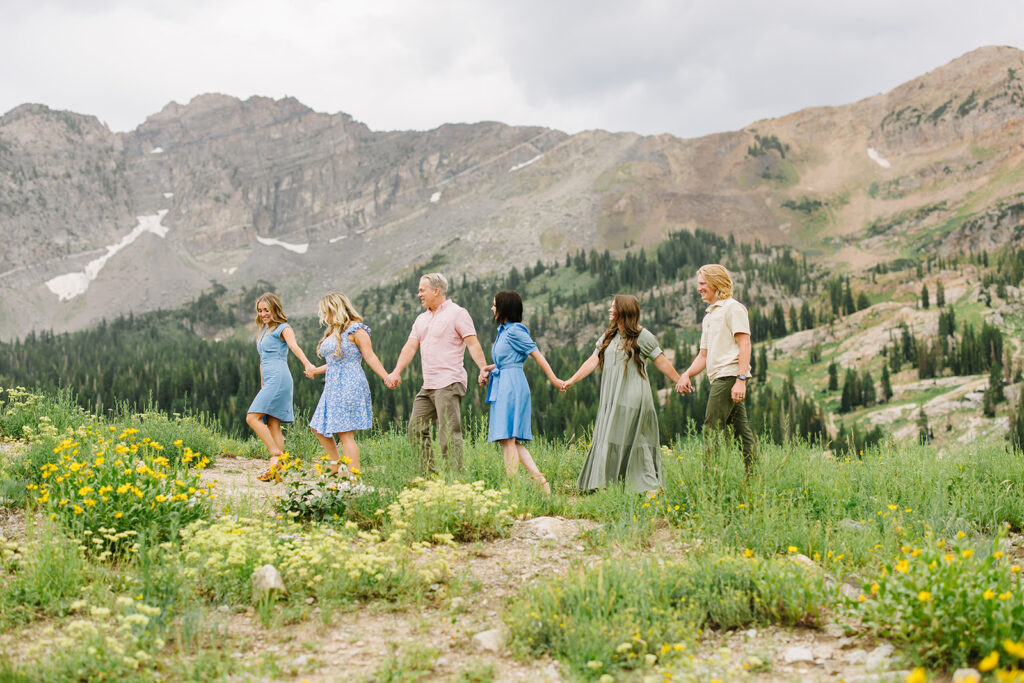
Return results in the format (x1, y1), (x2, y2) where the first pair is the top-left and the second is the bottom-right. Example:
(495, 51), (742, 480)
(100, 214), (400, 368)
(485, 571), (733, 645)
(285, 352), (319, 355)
(387, 273), (487, 472)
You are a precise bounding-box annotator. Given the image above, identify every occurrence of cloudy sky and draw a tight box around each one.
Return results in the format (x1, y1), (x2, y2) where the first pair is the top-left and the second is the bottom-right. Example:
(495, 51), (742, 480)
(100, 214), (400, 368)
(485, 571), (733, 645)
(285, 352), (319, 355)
(1, 0), (1022, 138)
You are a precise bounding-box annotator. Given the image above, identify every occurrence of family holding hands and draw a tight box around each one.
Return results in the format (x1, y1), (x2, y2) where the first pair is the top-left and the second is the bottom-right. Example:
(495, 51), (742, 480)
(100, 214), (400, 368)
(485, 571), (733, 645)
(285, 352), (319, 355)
(246, 264), (756, 494)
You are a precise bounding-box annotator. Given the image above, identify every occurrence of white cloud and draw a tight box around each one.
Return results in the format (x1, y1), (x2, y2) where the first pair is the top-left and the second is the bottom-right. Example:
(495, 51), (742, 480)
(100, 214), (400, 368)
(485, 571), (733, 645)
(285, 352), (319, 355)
(0, 0), (1021, 137)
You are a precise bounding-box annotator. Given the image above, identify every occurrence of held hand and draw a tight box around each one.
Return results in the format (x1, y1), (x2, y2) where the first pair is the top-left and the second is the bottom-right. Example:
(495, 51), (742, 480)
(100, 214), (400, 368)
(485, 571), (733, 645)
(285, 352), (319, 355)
(731, 380), (746, 403)
(304, 366), (316, 379)
(558, 378), (571, 393)
(478, 369), (490, 387)
(675, 374), (693, 395)
(384, 372), (401, 389)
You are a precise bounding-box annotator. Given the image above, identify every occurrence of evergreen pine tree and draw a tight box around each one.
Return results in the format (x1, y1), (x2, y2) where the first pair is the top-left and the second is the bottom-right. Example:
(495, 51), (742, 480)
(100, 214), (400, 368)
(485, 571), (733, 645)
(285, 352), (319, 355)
(917, 407), (931, 444)
(828, 361), (839, 391)
(921, 283), (930, 309)
(880, 363), (893, 403)
(936, 280), (945, 307)
(755, 345), (768, 382)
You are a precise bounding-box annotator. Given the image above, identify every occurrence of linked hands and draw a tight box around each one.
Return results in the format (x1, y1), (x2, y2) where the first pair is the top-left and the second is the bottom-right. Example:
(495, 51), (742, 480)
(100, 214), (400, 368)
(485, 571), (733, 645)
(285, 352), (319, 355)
(675, 374), (694, 395)
(303, 362), (318, 379)
(478, 364), (495, 387)
(383, 371), (401, 389)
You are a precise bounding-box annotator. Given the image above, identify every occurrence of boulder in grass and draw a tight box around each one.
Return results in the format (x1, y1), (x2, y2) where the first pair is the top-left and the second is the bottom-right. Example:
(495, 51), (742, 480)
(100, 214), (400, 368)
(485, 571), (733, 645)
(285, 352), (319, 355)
(471, 628), (505, 653)
(252, 564), (287, 601)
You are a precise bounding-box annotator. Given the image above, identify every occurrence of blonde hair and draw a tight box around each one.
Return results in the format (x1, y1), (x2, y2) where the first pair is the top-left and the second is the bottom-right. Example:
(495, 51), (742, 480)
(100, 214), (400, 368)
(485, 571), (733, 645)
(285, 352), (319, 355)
(698, 264), (734, 299)
(254, 292), (288, 330)
(317, 292), (363, 358)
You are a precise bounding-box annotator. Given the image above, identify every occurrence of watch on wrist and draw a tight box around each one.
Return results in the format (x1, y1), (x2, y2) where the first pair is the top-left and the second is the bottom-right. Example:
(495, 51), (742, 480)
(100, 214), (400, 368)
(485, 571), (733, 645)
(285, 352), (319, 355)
(736, 373), (750, 381)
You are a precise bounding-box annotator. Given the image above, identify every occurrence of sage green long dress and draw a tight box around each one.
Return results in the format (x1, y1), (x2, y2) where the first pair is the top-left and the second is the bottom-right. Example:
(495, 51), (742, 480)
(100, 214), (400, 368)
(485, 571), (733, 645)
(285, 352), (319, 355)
(576, 328), (664, 493)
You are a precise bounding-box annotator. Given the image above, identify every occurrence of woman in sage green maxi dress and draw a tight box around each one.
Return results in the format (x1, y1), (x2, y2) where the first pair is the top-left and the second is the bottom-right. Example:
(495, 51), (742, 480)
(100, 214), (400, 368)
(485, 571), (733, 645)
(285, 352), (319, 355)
(563, 295), (681, 493)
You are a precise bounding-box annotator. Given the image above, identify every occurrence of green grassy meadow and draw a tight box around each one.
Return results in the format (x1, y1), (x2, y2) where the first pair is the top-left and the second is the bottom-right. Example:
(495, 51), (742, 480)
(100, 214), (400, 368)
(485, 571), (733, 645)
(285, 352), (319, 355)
(3, 386), (1024, 681)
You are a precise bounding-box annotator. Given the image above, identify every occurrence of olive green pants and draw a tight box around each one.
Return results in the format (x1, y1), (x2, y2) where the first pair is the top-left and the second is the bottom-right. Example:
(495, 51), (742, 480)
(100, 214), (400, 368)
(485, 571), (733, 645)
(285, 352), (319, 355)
(704, 376), (757, 472)
(409, 382), (466, 473)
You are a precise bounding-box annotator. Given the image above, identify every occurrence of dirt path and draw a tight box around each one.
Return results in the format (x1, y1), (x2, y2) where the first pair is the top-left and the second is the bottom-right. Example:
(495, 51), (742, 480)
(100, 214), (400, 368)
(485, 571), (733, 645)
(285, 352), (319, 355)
(198, 458), (907, 682)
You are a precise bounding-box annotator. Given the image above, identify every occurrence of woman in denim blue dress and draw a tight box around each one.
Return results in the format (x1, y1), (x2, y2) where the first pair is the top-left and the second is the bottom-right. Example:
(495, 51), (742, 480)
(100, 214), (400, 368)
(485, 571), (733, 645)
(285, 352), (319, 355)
(479, 291), (563, 495)
(246, 293), (316, 481)
(308, 292), (389, 476)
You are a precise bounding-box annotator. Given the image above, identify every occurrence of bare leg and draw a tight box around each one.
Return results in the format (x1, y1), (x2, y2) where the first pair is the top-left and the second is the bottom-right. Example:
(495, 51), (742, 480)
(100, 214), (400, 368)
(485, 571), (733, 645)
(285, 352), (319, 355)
(515, 441), (550, 495)
(499, 438), (519, 477)
(266, 417), (285, 460)
(312, 429), (343, 473)
(246, 413), (284, 460)
(337, 431), (360, 473)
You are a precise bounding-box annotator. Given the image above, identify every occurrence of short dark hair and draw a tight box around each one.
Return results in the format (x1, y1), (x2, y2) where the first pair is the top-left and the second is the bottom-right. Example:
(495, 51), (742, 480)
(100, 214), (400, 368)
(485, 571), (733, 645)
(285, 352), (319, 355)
(493, 290), (523, 324)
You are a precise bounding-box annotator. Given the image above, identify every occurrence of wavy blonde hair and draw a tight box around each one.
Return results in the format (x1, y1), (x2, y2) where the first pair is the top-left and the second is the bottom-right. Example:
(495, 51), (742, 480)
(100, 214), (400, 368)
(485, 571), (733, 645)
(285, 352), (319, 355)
(317, 292), (363, 358)
(698, 264), (734, 300)
(254, 292), (288, 331)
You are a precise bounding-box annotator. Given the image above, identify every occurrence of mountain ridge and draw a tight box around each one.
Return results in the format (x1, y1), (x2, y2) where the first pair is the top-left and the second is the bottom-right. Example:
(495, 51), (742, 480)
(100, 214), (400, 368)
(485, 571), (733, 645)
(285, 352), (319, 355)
(1, 45), (1023, 339)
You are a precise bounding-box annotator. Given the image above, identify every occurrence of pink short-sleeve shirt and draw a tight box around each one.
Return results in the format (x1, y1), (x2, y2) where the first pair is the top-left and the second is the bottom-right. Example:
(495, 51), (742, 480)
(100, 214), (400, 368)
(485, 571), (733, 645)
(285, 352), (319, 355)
(410, 299), (477, 389)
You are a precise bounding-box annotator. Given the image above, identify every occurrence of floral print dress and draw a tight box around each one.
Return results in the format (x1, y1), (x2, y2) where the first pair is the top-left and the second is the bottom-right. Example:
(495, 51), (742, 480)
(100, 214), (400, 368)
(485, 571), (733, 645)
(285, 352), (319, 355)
(309, 323), (373, 434)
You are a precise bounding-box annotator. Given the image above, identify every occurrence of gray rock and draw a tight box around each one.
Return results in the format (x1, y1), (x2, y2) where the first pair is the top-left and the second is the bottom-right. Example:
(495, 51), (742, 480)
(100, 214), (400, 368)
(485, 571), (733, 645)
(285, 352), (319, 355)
(790, 553), (820, 573)
(472, 628), (506, 653)
(289, 654), (311, 671)
(824, 623), (845, 638)
(782, 646), (815, 664)
(840, 519), (866, 532)
(953, 669), (981, 683)
(845, 649), (868, 665)
(840, 580), (863, 601)
(515, 517), (570, 541)
(865, 643), (894, 670)
(449, 596), (466, 612)
(251, 564), (287, 601)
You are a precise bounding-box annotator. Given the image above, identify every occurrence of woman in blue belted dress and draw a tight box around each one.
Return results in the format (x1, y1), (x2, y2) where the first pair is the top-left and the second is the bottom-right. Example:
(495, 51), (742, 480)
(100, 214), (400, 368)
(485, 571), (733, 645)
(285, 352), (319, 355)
(246, 292), (316, 482)
(478, 291), (563, 495)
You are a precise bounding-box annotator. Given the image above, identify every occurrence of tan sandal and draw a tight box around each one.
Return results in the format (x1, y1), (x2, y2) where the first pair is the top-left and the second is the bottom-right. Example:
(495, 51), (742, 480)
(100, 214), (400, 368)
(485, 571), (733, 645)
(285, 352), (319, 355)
(257, 466), (277, 482)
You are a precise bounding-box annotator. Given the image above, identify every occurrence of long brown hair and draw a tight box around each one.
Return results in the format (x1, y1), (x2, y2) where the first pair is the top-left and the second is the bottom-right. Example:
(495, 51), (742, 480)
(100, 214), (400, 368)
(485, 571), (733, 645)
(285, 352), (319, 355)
(597, 294), (646, 378)
(254, 292), (288, 331)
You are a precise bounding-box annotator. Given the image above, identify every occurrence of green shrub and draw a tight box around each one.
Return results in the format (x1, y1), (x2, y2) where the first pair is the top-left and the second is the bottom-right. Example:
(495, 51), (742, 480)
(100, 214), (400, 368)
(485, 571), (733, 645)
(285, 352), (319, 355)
(0, 525), (85, 627)
(387, 478), (516, 543)
(37, 426), (215, 552)
(0, 386), (91, 441)
(2, 596), (165, 681)
(180, 516), (446, 605)
(505, 553), (825, 679)
(850, 531), (1024, 669)
(277, 472), (382, 523)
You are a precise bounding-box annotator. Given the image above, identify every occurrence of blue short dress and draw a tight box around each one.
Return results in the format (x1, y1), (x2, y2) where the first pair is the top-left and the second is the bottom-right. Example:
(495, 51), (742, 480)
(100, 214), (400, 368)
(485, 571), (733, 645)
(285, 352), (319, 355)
(486, 322), (538, 442)
(309, 322), (373, 434)
(247, 323), (294, 423)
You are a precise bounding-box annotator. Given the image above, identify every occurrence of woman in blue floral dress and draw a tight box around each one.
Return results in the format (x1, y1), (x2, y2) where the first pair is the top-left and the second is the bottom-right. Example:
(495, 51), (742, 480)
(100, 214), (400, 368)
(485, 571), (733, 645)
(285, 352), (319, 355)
(246, 292), (316, 482)
(308, 292), (389, 476)
(479, 291), (563, 495)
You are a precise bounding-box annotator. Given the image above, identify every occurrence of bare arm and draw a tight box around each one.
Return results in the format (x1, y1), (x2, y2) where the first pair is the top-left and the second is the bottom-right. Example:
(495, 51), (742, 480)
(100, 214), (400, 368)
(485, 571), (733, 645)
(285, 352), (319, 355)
(463, 335), (488, 371)
(386, 337), (420, 388)
(676, 348), (708, 394)
(281, 326), (316, 373)
(351, 329), (389, 381)
(732, 332), (752, 402)
(564, 353), (600, 390)
(529, 348), (562, 387)
(652, 353), (680, 383)
(391, 337), (420, 376)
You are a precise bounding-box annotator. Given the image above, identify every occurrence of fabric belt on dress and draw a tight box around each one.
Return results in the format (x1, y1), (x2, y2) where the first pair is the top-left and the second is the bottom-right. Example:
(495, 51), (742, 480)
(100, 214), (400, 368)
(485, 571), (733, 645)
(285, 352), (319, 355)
(485, 363), (525, 404)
